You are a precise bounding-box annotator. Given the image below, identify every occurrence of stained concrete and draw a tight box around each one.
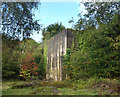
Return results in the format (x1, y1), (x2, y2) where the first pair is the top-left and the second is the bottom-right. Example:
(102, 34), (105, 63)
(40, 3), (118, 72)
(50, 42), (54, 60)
(46, 29), (73, 81)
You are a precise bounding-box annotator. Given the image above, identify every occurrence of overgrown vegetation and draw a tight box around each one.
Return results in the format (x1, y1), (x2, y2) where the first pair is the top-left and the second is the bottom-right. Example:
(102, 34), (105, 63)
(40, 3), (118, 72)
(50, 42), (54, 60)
(2, 78), (120, 95)
(2, 33), (45, 80)
(62, 2), (120, 80)
(2, 2), (120, 95)
(61, 2), (120, 95)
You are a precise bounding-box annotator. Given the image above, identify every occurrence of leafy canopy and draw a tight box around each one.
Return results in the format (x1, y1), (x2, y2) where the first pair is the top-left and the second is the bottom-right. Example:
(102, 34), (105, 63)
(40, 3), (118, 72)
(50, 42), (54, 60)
(1, 2), (41, 39)
(42, 22), (65, 41)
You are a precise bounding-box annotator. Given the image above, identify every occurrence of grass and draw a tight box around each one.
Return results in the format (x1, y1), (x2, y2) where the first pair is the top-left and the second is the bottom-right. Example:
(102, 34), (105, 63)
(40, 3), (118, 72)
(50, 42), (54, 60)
(2, 88), (32, 95)
(2, 80), (96, 95)
(2, 78), (120, 95)
(2, 86), (96, 95)
(58, 88), (98, 95)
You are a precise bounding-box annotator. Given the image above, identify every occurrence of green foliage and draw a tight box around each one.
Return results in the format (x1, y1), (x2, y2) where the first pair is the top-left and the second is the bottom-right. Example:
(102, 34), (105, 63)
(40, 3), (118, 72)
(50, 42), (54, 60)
(65, 11), (120, 80)
(42, 22), (65, 41)
(19, 38), (39, 54)
(2, 34), (45, 80)
(2, 34), (20, 79)
(19, 39), (45, 80)
(43, 40), (48, 70)
(83, 2), (119, 25)
(2, 2), (41, 39)
(33, 47), (45, 79)
(62, 48), (71, 80)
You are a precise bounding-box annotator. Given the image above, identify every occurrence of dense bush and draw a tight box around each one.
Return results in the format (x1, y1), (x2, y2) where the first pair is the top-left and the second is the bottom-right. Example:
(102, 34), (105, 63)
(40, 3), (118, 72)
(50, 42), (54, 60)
(2, 34), (45, 80)
(2, 34), (20, 79)
(62, 13), (120, 80)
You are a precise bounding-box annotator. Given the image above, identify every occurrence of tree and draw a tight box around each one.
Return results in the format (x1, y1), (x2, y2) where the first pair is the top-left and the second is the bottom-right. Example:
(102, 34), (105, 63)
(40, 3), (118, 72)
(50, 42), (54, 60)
(2, 33), (20, 79)
(65, 2), (120, 80)
(18, 39), (45, 80)
(42, 22), (65, 41)
(1, 2), (41, 39)
(67, 14), (120, 79)
(83, 2), (120, 25)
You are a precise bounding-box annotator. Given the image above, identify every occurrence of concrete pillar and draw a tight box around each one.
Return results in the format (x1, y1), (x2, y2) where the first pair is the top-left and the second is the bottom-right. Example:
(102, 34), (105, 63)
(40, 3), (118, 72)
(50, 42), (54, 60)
(46, 29), (73, 81)
(59, 36), (63, 81)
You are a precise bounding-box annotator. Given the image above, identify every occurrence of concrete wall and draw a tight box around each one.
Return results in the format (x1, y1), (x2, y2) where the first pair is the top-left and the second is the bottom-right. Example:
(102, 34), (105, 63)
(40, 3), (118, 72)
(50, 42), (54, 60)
(46, 29), (73, 81)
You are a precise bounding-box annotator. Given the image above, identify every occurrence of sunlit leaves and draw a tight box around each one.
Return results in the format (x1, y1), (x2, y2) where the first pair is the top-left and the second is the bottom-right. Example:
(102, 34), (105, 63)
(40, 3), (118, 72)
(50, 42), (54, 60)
(64, 11), (120, 80)
(20, 53), (39, 79)
(42, 22), (65, 41)
(1, 2), (41, 39)
(83, 2), (120, 25)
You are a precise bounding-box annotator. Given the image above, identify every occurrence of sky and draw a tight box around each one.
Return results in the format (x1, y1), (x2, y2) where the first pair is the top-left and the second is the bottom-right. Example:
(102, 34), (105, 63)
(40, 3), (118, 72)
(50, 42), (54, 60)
(30, 2), (86, 43)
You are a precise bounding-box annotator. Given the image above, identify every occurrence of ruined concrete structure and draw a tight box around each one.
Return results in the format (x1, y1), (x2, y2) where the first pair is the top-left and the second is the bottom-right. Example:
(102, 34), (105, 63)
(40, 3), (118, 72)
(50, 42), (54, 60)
(46, 29), (73, 81)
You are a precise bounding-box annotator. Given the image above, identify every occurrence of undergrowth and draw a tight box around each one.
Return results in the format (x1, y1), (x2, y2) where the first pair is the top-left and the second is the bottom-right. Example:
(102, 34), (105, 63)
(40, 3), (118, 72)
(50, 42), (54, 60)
(3, 77), (120, 95)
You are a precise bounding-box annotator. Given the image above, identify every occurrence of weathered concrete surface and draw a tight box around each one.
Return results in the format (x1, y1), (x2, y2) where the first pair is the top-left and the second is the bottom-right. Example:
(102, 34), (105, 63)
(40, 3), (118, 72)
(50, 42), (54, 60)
(46, 29), (73, 81)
